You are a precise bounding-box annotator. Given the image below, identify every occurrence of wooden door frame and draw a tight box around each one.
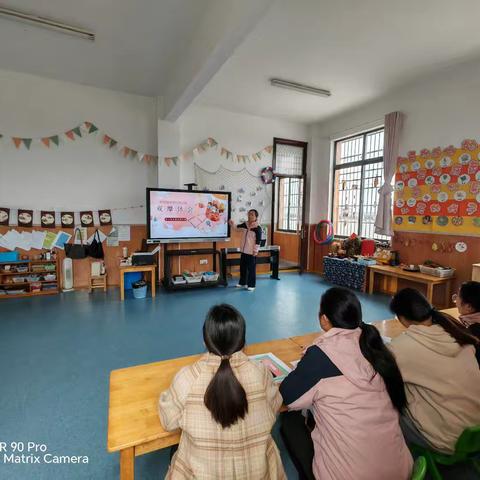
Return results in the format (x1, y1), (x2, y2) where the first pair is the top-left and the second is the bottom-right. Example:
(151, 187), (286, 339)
(270, 138), (308, 273)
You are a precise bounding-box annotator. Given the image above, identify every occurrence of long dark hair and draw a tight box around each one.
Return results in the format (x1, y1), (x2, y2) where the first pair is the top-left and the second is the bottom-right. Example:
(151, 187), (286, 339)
(320, 287), (407, 412)
(203, 304), (248, 428)
(459, 281), (480, 313)
(390, 288), (479, 347)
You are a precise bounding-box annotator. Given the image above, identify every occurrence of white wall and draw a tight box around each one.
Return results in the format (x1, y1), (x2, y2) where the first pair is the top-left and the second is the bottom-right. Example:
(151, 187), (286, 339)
(309, 58), (480, 223)
(0, 70), (158, 225)
(157, 104), (309, 224)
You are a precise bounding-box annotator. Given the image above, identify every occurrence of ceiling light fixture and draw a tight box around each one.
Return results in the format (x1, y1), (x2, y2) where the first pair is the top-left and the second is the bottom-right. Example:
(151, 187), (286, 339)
(270, 78), (331, 97)
(0, 6), (95, 41)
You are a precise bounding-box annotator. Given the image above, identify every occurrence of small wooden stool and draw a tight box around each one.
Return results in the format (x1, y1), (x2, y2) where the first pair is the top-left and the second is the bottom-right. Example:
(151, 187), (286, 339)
(90, 274), (107, 292)
(90, 261), (107, 292)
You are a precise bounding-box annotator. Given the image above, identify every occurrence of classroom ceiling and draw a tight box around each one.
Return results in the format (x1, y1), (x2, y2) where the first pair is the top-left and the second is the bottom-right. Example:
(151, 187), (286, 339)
(195, 0), (480, 124)
(2, 0), (480, 124)
(0, 0), (206, 97)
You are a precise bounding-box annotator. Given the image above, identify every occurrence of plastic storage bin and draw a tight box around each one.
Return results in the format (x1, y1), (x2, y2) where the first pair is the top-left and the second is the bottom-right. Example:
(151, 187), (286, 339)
(132, 280), (147, 299)
(0, 252), (19, 262)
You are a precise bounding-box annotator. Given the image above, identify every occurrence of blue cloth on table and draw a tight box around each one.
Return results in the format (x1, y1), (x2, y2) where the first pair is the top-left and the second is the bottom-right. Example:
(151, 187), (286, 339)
(323, 257), (367, 291)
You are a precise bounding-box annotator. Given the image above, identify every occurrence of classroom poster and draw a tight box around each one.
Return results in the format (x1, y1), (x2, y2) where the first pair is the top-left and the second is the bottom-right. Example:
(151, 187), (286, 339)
(393, 140), (480, 235)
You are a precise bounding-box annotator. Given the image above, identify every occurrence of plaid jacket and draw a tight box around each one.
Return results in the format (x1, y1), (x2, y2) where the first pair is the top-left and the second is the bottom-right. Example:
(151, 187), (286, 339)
(159, 351), (286, 479)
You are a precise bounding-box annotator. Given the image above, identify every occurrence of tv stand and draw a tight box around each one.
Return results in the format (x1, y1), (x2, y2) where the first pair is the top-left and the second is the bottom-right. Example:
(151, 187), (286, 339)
(162, 242), (225, 291)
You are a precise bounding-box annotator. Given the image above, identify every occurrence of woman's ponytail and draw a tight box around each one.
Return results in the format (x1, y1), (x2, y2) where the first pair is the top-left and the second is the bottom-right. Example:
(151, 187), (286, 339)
(359, 323), (407, 412)
(390, 288), (479, 348)
(204, 356), (248, 428)
(203, 304), (248, 428)
(430, 309), (479, 347)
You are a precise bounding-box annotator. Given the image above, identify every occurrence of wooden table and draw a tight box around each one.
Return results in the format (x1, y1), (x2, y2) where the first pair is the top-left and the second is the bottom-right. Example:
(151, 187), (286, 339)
(289, 308), (460, 350)
(108, 309), (460, 479)
(119, 265), (156, 301)
(368, 264), (453, 308)
(108, 338), (303, 480)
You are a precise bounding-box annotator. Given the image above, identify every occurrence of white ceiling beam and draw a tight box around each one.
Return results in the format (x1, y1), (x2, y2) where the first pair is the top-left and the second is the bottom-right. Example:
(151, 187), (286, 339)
(162, 0), (275, 122)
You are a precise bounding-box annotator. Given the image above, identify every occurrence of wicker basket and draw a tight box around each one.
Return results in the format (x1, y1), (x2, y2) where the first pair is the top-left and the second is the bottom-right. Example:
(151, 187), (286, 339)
(419, 265), (455, 278)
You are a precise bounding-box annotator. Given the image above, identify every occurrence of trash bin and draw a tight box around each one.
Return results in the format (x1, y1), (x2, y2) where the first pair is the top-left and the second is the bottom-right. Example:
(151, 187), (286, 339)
(132, 280), (147, 299)
(124, 272), (142, 290)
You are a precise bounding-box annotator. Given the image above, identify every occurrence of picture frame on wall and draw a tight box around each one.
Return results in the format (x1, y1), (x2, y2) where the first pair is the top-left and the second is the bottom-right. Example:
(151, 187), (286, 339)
(98, 209), (112, 226)
(80, 211), (94, 227)
(61, 212), (75, 229)
(18, 209), (34, 227)
(41, 211), (56, 228)
(0, 207), (10, 226)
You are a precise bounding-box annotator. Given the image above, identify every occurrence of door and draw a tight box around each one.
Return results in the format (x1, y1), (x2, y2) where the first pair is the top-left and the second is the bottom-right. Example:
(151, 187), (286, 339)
(270, 138), (308, 272)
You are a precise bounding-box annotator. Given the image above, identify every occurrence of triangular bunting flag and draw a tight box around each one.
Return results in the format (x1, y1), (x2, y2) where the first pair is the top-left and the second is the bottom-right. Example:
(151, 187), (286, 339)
(23, 138), (32, 150)
(122, 146), (130, 157)
(172, 157), (178, 166)
(220, 147), (227, 157)
(103, 135), (110, 145)
(236, 155), (242, 163)
(207, 137), (218, 147)
(130, 150), (137, 159)
(65, 130), (75, 141)
(164, 157), (171, 167)
(109, 138), (117, 149)
(84, 121), (92, 130)
(72, 127), (82, 138)
(50, 135), (59, 146)
(88, 124), (99, 134)
(264, 145), (273, 154)
(41, 137), (50, 148)
(13, 137), (22, 149)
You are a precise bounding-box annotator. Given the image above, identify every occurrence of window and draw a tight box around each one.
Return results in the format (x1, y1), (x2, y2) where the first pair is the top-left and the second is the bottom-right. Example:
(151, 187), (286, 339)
(332, 128), (387, 239)
(274, 143), (306, 233)
(278, 177), (303, 231)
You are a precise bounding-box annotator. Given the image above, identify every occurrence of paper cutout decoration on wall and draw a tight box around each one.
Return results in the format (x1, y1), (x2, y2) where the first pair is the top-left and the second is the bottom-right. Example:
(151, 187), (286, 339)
(80, 211), (94, 227)
(41, 211), (56, 228)
(98, 209), (112, 226)
(18, 209), (33, 227)
(394, 139), (480, 236)
(61, 212), (75, 229)
(0, 207), (10, 226)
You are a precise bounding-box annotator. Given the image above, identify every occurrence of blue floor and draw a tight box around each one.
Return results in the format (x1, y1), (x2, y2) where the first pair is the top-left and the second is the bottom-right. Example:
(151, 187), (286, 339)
(0, 273), (475, 479)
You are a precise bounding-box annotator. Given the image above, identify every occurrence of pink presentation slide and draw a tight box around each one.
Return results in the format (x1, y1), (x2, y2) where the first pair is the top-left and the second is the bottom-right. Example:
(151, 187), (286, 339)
(149, 191), (229, 239)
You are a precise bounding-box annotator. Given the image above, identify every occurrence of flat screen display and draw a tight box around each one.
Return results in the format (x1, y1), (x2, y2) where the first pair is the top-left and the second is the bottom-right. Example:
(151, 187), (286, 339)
(147, 188), (231, 242)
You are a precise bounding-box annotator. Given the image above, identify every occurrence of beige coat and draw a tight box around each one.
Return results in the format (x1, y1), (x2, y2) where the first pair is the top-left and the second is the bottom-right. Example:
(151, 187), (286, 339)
(390, 324), (480, 453)
(159, 351), (286, 479)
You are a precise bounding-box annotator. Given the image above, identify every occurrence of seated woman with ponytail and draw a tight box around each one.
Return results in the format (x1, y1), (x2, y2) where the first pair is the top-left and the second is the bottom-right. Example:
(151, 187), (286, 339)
(158, 304), (286, 479)
(279, 287), (412, 480)
(390, 288), (480, 454)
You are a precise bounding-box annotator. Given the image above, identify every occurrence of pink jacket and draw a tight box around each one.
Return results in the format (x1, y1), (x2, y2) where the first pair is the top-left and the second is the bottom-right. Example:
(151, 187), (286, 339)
(236, 221), (262, 256)
(280, 328), (413, 480)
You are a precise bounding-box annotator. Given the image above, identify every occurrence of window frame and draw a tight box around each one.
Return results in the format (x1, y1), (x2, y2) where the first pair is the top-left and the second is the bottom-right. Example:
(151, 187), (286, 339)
(331, 127), (385, 239)
(276, 175), (303, 233)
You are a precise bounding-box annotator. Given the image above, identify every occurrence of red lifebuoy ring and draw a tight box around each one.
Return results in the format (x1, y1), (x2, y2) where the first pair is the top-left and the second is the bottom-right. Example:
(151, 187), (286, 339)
(313, 220), (334, 245)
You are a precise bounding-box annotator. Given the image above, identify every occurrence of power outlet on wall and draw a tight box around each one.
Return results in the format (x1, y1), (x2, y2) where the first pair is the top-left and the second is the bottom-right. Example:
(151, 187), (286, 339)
(199, 259), (208, 265)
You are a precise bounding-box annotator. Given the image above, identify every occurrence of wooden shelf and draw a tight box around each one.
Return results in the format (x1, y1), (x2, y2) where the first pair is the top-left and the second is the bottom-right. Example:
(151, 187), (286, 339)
(0, 259), (56, 265)
(0, 270), (56, 275)
(0, 290), (59, 299)
(0, 257), (60, 298)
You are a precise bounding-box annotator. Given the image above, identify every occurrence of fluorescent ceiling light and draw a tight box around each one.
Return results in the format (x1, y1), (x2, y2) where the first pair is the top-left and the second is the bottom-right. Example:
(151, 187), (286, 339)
(270, 78), (331, 97)
(0, 6), (95, 41)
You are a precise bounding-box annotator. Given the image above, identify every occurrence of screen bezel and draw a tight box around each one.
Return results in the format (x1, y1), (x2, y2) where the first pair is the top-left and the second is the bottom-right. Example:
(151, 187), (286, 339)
(146, 188), (231, 243)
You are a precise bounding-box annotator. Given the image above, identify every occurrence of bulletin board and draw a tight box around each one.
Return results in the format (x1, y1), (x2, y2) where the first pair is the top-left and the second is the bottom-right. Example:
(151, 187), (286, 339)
(393, 140), (480, 235)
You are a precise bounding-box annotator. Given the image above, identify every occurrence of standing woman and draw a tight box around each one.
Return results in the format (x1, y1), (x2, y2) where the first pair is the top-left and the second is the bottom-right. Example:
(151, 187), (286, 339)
(229, 209), (262, 291)
(280, 287), (412, 480)
(390, 288), (480, 454)
(454, 281), (480, 339)
(159, 304), (286, 479)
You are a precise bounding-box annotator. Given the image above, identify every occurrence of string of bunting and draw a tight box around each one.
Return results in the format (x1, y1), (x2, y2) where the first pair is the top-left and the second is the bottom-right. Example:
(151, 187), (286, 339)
(0, 122), (273, 167)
